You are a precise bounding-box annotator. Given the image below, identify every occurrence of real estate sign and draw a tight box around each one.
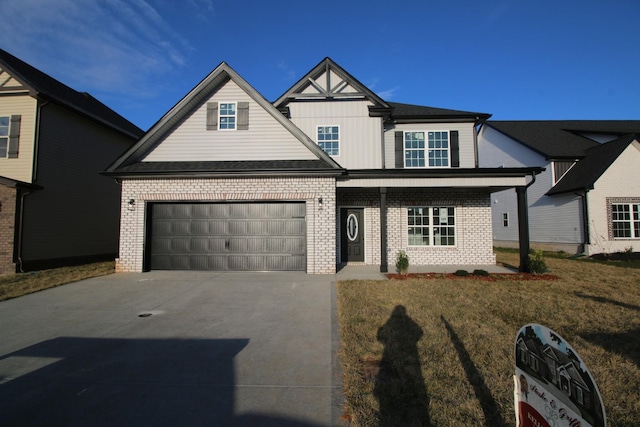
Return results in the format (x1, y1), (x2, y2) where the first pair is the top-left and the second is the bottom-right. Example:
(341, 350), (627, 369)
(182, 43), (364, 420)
(514, 324), (606, 427)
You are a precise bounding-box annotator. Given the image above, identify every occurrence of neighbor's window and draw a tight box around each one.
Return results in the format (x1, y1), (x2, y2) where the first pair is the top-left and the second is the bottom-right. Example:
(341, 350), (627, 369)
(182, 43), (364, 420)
(0, 116), (8, 158)
(503, 212), (509, 227)
(404, 131), (449, 168)
(611, 203), (640, 238)
(219, 102), (236, 130)
(317, 125), (339, 155)
(408, 206), (456, 246)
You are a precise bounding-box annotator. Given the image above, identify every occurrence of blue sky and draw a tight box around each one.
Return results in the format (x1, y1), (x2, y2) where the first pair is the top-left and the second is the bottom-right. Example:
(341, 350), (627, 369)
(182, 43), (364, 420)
(1, 0), (638, 131)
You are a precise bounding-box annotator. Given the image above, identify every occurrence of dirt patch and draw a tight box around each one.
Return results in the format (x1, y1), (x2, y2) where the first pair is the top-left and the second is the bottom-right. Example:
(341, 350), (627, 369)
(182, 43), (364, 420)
(589, 251), (640, 261)
(385, 272), (560, 281)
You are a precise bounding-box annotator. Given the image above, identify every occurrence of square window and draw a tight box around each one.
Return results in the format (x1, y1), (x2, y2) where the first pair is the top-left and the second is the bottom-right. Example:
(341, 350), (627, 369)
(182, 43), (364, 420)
(407, 207), (455, 246)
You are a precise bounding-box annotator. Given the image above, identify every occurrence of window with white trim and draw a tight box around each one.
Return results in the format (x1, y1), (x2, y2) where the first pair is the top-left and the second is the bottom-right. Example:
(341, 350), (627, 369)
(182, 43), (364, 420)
(317, 125), (339, 155)
(611, 203), (640, 238)
(408, 206), (456, 246)
(552, 161), (575, 184)
(219, 102), (236, 130)
(0, 116), (8, 158)
(503, 212), (509, 227)
(404, 131), (449, 168)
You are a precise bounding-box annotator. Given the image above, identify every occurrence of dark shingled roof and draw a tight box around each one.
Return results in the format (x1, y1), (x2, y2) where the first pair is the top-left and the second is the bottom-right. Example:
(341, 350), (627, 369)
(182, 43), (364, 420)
(487, 120), (640, 159)
(389, 102), (490, 120)
(0, 48), (143, 139)
(548, 134), (639, 195)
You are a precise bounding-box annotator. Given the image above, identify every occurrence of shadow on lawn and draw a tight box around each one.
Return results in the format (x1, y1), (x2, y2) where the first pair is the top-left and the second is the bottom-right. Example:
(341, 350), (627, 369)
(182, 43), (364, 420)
(574, 291), (640, 312)
(440, 316), (507, 427)
(581, 328), (640, 369)
(374, 305), (431, 426)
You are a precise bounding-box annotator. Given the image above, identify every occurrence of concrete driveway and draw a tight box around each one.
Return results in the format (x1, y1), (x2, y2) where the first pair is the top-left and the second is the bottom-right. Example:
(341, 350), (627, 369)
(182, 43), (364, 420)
(0, 271), (345, 426)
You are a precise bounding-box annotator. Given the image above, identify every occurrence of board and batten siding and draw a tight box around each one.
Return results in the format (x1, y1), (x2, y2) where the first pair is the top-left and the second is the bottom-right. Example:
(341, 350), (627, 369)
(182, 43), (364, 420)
(384, 122), (476, 169)
(0, 95), (37, 183)
(21, 103), (133, 261)
(143, 80), (316, 162)
(288, 100), (383, 169)
(587, 140), (640, 254)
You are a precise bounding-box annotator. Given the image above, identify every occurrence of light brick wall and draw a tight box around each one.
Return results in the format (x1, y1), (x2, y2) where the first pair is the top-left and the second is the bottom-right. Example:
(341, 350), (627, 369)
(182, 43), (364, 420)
(0, 185), (17, 275)
(117, 176), (336, 274)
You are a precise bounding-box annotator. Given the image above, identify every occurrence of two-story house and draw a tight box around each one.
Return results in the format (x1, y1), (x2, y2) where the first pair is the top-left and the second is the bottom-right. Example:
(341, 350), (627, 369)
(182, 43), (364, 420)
(105, 58), (540, 274)
(0, 48), (143, 274)
(478, 121), (640, 256)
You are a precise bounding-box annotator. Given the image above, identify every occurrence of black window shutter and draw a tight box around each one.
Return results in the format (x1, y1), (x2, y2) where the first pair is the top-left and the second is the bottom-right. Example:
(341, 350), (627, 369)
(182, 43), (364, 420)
(395, 131), (404, 168)
(450, 130), (459, 167)
(206, 102), (218, 130)
(8, 115), (21, 158)
(237, 102), (249, 130)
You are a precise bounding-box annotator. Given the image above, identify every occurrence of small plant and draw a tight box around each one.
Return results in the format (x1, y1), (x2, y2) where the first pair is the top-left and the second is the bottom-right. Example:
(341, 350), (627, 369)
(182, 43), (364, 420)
(472, 269), (489, 277)
(395, 250), (409, 274)
(527, 249), (547, 274)
(454, 269), (469, 277)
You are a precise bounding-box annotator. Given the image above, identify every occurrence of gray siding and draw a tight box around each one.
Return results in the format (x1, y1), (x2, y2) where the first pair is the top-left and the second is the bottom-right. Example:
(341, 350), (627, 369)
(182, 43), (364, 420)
(21, 103), (133, 261)
(144, 80), (316, 162)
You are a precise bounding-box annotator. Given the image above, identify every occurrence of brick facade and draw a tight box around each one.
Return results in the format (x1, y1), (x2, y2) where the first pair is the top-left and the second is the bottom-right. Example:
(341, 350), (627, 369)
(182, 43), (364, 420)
(117, 176), (336, 274)
(0, 185), (16, 275)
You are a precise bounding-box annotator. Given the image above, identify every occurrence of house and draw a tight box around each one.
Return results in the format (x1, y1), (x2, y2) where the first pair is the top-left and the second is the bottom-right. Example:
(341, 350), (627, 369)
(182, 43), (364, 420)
(0, 48), (143, 274)
(104, 58), (540, 274)
(477, 121), (640, 255)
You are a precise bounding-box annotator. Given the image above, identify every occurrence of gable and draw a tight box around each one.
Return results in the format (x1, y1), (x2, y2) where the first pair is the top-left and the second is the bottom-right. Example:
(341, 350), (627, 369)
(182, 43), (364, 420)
(0, 67), (30, 93)
(593, 138), (640, 191)
(143, 79), (318, 162)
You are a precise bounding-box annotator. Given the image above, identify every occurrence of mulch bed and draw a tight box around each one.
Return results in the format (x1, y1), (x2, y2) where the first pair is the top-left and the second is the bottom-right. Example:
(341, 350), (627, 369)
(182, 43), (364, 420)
(385, 272), (560, 281)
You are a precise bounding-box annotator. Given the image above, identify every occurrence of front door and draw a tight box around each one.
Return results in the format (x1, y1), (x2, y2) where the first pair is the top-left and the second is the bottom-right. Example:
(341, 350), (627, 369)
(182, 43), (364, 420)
(341, 208), (364, 262)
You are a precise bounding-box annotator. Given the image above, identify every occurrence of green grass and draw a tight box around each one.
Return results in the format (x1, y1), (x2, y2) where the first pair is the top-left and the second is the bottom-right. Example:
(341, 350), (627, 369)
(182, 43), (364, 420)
(0, 261), (115, 302)
(337, 251), (640, 426)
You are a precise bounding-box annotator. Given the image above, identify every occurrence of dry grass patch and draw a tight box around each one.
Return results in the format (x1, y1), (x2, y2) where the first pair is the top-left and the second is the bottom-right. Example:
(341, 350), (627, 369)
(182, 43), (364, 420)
(337, 251), (640, 426)
(0, 261), (115, 302)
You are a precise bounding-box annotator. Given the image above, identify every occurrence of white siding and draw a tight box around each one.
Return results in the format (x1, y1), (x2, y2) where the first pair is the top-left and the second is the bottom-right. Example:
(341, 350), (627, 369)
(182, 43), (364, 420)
(587, 140), (640, 254)
(384, 122), (477, 169)
(0, 95), (37, 182)
(144, 80), (317, 162)
(288, 100), (383, 169)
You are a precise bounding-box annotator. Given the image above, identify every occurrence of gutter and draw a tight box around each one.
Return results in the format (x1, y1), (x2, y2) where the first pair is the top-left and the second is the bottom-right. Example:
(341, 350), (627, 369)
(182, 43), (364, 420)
(517, 171), (539, 273)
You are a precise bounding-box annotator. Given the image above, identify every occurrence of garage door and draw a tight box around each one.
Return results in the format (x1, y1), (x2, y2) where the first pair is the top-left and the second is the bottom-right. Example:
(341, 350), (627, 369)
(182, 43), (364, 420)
(149, 202), (306, 271)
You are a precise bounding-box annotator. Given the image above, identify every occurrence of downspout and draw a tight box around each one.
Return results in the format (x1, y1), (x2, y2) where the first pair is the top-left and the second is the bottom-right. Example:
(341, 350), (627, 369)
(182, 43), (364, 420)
(517, 172), (537, 272)
(15, 188), (32, 273)
(576, 191), (590, 254)
(32, 98), (48, 182)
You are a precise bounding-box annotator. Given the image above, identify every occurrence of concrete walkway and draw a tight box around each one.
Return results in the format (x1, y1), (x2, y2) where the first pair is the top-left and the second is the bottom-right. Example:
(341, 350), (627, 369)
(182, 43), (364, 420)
(0, 271), (345, 426)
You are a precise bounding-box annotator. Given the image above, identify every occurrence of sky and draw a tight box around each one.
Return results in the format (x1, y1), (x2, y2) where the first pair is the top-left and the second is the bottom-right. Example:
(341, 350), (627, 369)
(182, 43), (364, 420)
(1, 0), (638, 131)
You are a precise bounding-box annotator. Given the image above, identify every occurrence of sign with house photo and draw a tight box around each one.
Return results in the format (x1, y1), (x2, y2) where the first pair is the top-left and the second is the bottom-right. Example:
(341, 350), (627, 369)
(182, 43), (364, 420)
(514, 324), (606, 427)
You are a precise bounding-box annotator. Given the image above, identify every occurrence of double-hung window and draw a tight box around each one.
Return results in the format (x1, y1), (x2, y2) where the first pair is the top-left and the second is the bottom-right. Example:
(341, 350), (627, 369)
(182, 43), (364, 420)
(317, 125), (339, 155)
(404, 131), (449, 168)
(611, 203), (640, 238)
(408, 206), (456, 246)
(219, 102), (236, 130)
(0, 116), (8, 158)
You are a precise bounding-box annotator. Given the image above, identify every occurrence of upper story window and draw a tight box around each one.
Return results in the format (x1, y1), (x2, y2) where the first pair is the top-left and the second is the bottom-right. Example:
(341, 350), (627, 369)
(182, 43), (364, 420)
(317, 125), (339, 155)
(552, 161), (575, 184)
(0, 115), (20, 159)
(0, 116), (8, 158)
(219, 102), (236, 130)
(404, 131), (449, 168)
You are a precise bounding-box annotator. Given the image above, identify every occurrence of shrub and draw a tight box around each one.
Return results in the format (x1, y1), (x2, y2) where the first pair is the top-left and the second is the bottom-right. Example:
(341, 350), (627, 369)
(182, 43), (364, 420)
(395, 250), (409, 274)
(472, 269), (489, 276)
(454, 269), (469, 277)
(527, 249), (547, 274)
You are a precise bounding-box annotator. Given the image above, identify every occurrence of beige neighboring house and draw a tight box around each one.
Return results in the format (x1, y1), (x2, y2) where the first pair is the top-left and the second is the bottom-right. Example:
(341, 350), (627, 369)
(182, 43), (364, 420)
(105, 58), (540, 274)
(0, 48), (143, 274)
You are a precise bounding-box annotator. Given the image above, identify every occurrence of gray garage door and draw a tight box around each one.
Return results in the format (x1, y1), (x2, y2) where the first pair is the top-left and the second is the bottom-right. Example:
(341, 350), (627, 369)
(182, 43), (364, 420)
(149, 202), (306, 271)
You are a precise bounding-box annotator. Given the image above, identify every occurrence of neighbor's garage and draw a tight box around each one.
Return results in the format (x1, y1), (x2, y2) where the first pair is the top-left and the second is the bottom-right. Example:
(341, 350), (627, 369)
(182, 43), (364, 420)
(148, 202), (306, 271)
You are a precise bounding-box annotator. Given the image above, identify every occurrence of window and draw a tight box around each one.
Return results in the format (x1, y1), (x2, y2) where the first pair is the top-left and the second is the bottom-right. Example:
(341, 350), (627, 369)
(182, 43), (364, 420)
(0, 116), (8, 158)
(407, 206), (456, 246)
(553, 161), (575, 184)
(219, 102), (236, 130)
(611, 203), (640, 238)
(317, 126), (339, 155)
(404, 131), (449, 168)
(503, 212), (509, 227)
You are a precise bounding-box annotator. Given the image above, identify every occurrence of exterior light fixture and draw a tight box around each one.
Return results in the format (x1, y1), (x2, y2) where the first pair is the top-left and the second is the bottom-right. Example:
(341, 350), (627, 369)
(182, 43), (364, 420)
(318, 197), (323, 205)
(127, 199), (136, 211)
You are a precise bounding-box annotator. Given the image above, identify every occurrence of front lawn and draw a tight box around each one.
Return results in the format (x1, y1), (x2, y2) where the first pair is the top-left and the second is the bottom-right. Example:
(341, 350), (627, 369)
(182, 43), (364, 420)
(337, 251), (640, 426)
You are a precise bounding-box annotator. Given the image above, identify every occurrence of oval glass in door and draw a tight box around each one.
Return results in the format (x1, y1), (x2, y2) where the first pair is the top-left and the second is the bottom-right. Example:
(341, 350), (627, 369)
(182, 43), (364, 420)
(346, 213), (358, 241)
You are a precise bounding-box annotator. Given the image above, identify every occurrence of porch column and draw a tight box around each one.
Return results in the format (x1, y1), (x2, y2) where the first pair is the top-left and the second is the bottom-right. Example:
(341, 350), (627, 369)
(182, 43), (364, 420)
(380, 187), (388, 273)
(516, 186), (530, 272)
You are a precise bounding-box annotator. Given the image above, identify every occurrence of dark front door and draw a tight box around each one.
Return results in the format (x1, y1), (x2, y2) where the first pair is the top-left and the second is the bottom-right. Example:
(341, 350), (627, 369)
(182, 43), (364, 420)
(341, 208), (364, 262)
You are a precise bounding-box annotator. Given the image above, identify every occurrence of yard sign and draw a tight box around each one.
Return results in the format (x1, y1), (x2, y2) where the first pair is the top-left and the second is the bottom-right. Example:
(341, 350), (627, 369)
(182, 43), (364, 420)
(514, 324), (606, 427)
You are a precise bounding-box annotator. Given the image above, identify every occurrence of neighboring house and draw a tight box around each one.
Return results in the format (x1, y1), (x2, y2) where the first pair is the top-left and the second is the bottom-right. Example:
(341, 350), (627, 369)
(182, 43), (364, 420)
(0, 48), (143, 274)
(105, 58), (539, 274)
(478, 121), (640, 255)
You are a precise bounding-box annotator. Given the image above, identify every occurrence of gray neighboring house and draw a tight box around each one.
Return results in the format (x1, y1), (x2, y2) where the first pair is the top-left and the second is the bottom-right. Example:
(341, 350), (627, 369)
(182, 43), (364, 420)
(0, 48), (143, 274)
(105, 58), (539, 274)
(478, 121), (640, 255)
